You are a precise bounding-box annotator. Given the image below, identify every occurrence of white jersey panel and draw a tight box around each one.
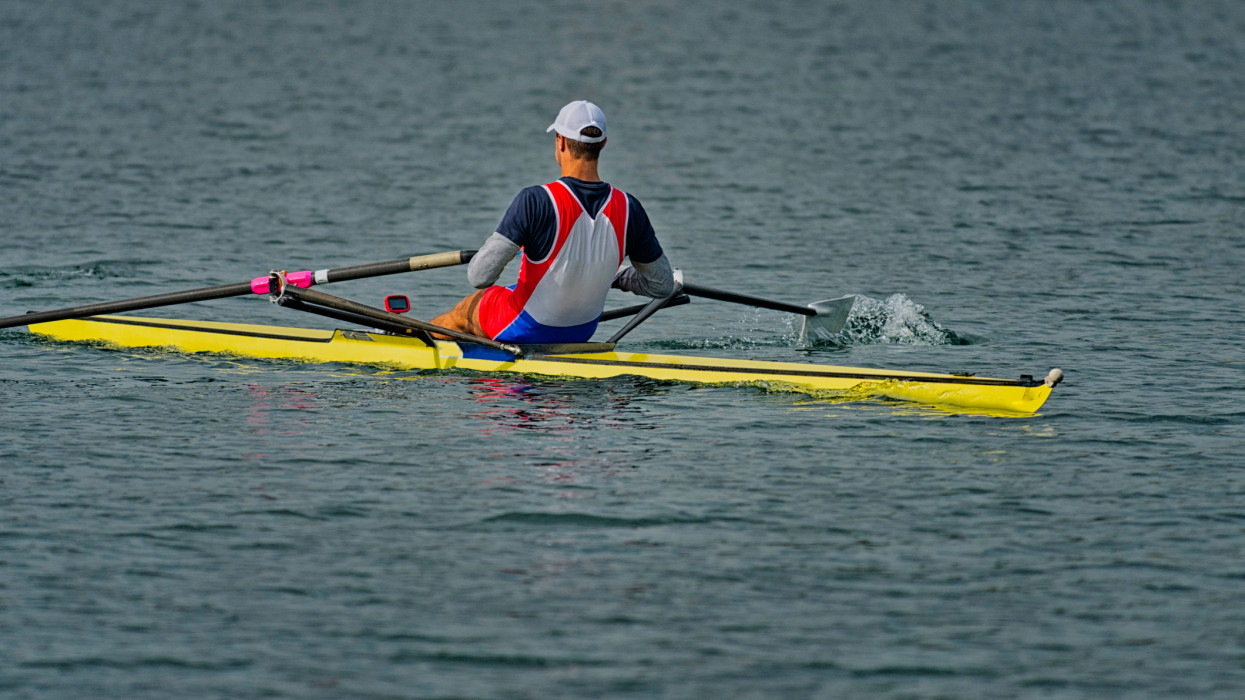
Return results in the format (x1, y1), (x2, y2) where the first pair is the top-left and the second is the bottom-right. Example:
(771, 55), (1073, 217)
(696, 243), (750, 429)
(524, 212), (622, 327)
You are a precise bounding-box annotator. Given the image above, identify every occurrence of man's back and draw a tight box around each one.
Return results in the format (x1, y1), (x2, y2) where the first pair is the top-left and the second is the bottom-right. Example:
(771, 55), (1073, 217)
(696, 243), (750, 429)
(430, 101), (674, 343)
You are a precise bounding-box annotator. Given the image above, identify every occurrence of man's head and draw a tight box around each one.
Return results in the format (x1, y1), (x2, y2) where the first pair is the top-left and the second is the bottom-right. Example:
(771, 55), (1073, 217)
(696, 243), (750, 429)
(547, 100), (606, 161)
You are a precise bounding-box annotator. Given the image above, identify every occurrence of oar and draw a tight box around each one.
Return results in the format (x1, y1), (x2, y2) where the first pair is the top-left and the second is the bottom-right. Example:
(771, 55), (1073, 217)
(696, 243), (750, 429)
(0, 250), (477, 330)
(599, 294), (690, 322)
(274, 283), (523, 357)
(607, 283), (686, 344)
(679, 281), (855, 342)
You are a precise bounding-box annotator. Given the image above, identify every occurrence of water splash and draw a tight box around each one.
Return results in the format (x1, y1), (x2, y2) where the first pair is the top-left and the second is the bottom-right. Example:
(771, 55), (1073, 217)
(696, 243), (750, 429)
(801, 294), (966, 346)
(642, 294), (965, 350)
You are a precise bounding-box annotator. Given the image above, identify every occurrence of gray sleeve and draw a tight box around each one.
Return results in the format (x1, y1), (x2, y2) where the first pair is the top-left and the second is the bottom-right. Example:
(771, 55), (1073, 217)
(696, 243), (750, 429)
(611, 253), (676, 298)
(467, 233), (521, 289)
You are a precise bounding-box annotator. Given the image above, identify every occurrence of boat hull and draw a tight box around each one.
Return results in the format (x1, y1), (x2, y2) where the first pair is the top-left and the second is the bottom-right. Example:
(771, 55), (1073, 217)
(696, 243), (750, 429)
(28, 315), (1055, 413)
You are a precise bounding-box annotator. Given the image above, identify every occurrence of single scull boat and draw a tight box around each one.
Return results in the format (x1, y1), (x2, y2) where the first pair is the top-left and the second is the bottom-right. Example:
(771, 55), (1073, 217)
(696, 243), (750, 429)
(4, 251), (1063, 414)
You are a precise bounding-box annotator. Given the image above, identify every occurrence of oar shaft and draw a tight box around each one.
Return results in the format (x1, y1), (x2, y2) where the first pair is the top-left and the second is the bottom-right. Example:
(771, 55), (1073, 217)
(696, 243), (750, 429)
(283, 286), (521, 356)
(680, 282), (814, 316)
(599, 294), (690, 322)
(606, 286), (685, 344)
(0, 250), (478, 330)
(0, 281), (253, 330)
(277, 297), (435, 343)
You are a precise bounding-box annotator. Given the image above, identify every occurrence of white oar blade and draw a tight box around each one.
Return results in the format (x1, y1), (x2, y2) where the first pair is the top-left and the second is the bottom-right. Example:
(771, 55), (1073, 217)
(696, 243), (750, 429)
(799, 296), (856, 343)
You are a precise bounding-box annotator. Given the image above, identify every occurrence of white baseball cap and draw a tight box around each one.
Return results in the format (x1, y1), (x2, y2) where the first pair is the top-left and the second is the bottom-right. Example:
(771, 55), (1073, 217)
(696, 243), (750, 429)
(546, 100), (607, 143)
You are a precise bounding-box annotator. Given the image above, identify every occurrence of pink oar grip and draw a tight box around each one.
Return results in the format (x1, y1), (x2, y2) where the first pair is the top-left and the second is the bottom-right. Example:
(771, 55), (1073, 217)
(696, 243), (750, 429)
(286, 271), (314, 288)
(249, 271), (314, 295)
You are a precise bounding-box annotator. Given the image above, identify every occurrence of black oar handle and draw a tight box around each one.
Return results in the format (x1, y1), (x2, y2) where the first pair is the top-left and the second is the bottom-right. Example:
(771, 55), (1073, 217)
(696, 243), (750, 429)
(679, 282), (814, 316)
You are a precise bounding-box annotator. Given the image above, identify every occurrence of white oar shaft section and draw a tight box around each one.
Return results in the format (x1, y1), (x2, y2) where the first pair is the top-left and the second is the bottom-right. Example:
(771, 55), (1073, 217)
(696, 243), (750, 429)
(248, 250), (475, 293)
(0, 250), (477, 330)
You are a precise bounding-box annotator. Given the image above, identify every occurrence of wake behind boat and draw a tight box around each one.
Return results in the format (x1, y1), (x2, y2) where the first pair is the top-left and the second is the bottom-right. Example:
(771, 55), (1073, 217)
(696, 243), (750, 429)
(3, 251), (1063, 414)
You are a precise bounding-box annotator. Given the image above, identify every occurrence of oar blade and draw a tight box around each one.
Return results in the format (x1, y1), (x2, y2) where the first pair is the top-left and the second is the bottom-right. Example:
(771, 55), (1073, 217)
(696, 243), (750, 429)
(798, 296), (855, 344)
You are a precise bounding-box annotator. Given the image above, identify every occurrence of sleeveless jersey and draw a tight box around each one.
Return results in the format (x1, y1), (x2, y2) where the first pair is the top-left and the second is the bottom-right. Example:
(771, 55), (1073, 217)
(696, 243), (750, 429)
(478, 180), (629, 343)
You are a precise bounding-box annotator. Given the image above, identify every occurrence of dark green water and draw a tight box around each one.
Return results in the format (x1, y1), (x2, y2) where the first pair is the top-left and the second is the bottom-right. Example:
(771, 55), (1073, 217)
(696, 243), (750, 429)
(2, 1), (1243, 697)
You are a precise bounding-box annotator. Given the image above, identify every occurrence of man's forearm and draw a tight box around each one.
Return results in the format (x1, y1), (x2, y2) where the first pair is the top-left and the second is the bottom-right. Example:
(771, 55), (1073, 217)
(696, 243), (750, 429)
(612, 254), (675, 298)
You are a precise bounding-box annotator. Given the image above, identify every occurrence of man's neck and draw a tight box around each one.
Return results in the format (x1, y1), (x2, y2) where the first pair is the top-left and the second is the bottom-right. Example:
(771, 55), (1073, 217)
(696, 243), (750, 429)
(560, 159), (601, 182)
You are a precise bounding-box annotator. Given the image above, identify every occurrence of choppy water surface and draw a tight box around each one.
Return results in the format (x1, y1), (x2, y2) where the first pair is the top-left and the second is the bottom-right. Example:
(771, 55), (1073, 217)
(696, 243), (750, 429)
(2, 1), (1244, 697)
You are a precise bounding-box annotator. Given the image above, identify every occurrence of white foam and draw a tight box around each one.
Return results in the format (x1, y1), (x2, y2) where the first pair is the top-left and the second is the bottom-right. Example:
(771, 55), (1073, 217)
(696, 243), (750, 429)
(817, 293), (960, 346)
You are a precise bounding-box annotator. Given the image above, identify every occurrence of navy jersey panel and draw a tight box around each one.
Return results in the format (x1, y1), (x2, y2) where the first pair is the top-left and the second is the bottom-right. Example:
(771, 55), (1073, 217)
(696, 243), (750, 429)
(495, 177), (663, 264)
(622, 193), (663, 264)
(495, 185), (556, 256)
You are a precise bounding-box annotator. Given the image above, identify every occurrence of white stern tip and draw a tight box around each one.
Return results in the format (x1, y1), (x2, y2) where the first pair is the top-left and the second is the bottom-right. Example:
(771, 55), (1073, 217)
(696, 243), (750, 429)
(1044, 368), (1064, 387)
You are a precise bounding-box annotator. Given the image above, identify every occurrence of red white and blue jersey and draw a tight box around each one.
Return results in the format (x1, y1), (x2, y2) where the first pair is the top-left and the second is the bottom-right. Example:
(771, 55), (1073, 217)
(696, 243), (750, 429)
(479, 177), (663, 344)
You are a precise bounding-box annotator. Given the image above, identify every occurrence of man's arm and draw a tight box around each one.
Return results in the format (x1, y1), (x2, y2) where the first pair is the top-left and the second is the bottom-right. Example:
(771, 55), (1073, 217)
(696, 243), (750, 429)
(467, 233), (521, 289)
(617, 193), (675, 298)
(612, 254), (675, 298)
(467, 186), (555, 288)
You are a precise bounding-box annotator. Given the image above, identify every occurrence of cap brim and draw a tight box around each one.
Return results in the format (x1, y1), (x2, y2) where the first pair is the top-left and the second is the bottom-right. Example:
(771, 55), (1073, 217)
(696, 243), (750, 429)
(547, 123), (605, 143)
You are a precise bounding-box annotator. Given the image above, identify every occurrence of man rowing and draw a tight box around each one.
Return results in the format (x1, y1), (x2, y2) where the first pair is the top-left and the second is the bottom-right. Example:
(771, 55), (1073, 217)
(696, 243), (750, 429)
(431, 100), (675, 343)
